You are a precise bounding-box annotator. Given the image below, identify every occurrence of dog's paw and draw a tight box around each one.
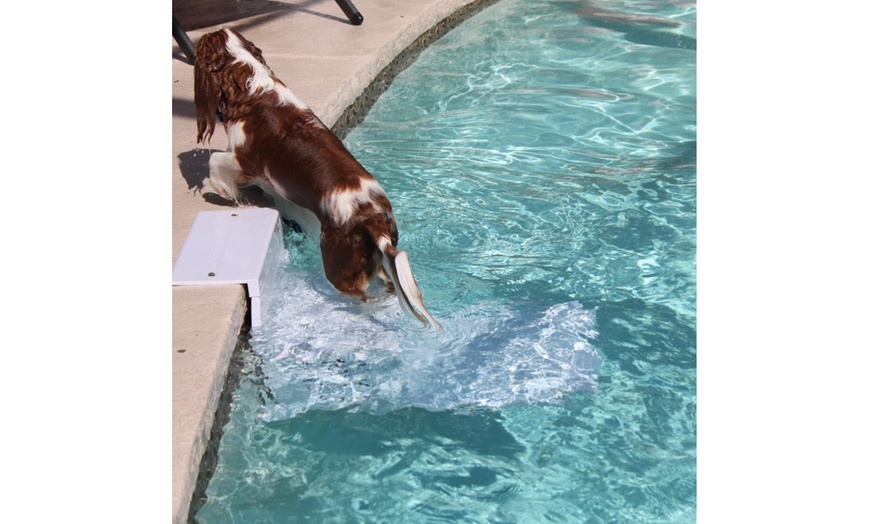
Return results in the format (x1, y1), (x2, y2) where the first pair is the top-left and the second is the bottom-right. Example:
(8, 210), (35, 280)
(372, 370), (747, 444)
(207, 178), (238, 202)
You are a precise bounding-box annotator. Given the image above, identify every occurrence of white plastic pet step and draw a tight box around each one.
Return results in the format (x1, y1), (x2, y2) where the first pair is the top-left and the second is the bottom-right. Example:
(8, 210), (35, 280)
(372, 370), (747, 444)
(172, 208), (288, 327)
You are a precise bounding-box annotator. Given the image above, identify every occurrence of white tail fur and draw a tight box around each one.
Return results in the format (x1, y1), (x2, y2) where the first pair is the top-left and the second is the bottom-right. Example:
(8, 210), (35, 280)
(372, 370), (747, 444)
(378, 237), (441, 331)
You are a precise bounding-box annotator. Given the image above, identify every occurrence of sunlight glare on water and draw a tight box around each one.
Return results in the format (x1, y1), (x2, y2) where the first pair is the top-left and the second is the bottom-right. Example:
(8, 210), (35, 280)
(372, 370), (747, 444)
(195, 0), (696, 521)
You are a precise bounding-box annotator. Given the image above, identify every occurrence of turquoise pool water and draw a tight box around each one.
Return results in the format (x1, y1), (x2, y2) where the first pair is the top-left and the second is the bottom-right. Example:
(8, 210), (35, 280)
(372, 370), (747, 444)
(194, 0), (696, 521)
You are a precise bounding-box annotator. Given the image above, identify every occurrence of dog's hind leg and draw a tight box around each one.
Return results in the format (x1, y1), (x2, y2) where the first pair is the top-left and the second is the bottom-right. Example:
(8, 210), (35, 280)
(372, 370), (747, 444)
(207, 151), (244, 201)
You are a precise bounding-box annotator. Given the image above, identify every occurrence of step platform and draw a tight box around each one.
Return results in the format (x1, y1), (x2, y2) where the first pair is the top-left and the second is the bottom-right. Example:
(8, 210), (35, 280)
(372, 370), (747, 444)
(172, 208), (288, 327)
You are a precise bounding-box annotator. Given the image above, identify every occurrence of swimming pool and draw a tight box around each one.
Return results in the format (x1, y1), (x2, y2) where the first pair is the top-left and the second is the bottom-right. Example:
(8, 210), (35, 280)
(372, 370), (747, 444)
(193, 0), (696, 521)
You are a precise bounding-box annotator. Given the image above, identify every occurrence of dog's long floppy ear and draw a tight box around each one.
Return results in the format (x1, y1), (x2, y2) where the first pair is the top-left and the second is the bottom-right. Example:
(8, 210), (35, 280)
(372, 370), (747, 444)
(194, 32), (230, 144)
(375, 231), (441, 331)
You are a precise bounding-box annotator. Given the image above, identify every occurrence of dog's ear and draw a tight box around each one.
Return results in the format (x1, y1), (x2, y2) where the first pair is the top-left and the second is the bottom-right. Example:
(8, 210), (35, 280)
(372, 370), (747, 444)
(193, 33), (229, 144)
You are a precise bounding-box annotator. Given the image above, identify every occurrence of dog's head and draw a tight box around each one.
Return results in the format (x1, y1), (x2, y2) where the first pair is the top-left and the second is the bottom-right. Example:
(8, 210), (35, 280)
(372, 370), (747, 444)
(193, 28), (269, 143)
(320, 197), (399, 298)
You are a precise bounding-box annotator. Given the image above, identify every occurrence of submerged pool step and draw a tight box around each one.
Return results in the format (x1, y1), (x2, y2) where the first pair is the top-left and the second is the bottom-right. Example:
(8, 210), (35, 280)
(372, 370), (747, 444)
(172, 208), (288, 327)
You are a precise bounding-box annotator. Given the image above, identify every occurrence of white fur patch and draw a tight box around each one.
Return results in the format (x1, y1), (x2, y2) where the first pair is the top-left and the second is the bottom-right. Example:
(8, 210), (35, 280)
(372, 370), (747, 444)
(226, 121), (246, 150)
(377, 235), (392, 252)
(323, 178), (386, 226)
(223, 29), (309, 109)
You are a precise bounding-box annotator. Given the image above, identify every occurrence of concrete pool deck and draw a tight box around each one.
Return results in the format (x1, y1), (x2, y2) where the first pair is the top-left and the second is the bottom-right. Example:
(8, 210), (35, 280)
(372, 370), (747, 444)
(171, 0), (497, 521)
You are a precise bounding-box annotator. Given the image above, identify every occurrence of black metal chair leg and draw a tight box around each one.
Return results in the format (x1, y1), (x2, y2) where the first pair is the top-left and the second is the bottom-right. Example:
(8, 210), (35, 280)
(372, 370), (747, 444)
(334, 0), (364, 25)
(173, 15), (197, 63)
(173, 2), (361, 65)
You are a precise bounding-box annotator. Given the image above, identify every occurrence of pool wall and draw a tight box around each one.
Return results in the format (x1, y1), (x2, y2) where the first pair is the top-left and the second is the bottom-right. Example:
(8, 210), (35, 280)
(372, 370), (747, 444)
(171, 1), (500, 522)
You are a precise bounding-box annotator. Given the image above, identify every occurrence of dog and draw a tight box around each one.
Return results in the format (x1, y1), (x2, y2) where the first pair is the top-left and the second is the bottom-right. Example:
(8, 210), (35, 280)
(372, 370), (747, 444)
(194, 27), (441, 330)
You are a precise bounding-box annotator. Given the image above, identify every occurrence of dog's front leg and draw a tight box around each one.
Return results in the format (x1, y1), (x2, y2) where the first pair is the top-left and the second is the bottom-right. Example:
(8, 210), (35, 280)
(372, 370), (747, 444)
(207, 151), (244, 201)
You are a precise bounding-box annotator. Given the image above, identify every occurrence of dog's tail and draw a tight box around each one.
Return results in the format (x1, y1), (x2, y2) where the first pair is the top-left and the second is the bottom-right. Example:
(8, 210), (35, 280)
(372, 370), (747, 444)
(377, 236), (442, 331)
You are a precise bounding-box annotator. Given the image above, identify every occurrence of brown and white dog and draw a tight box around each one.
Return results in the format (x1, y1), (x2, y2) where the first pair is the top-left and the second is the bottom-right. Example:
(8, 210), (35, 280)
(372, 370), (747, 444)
(194, 27), (440, 330)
